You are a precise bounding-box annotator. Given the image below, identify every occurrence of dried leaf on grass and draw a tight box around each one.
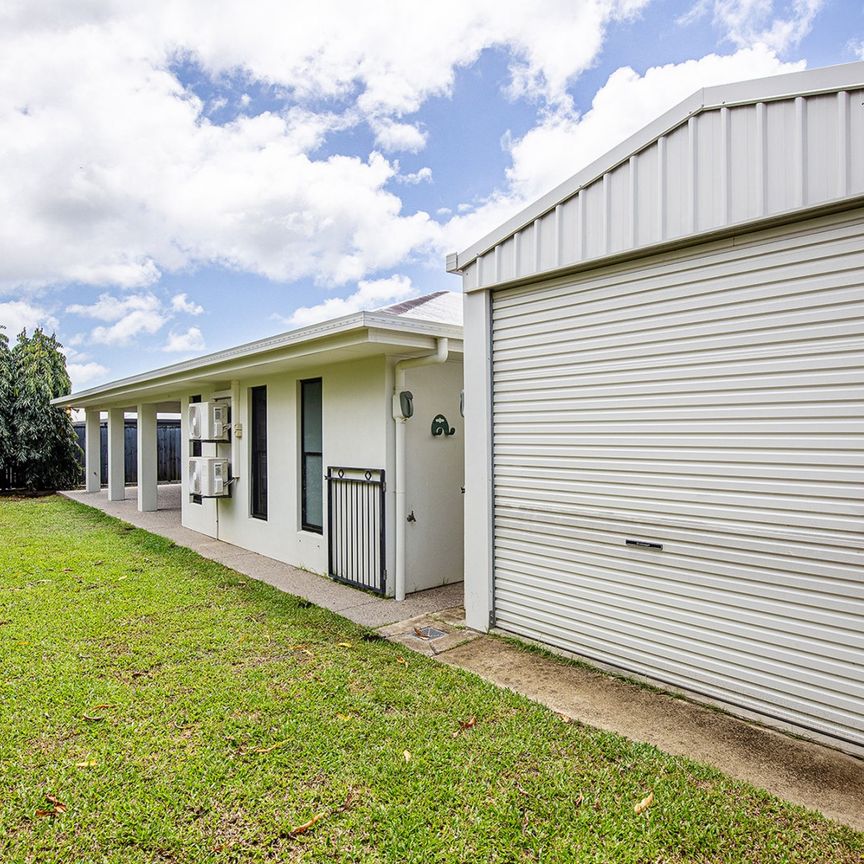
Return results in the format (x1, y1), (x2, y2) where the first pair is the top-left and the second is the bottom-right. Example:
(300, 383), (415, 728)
(574, 793), (584, 808)
(452, 716), (477, 737)
(403, 750), (411, 762)
(253, 741), (288, 754)
(336, 642), (352, 648)
(36, 794), (67, 817)
(289, 789), (359, 838)
(75, 759), (97, 768)
(634, 790), (654, 815)
(289, 812), (325, 836)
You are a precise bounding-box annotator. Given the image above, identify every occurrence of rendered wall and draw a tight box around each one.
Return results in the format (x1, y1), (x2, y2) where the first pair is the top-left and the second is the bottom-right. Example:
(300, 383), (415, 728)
(180, 356), (388, 575)
(403, 359), (465, 593)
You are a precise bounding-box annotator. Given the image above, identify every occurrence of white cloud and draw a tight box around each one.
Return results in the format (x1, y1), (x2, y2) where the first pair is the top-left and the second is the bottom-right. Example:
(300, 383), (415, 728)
(372, 120), (428, 153)
(684, 0), (825, 52)
(0, 300), (59, 336)
(397, 167), (433, 185)
(67, 361), (109, 389)
(171, 292), (204, 315)
(91, 309), (168, 346)
(0, 1), (649, 294)
(163, 326), (205, 353)
(850, 38), (864, 60)
(280, 274), (417, 328)
(67, 292), (161, 322)
(441, 47), (805, 251)
(67, 292), (169, 346)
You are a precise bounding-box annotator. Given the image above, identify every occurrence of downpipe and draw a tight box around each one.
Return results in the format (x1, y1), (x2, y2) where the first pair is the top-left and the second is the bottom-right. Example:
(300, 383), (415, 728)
(392, 337), (449, 601)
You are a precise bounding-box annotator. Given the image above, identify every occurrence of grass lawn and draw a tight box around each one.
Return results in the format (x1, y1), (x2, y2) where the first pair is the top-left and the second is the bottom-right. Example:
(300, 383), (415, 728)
(0, 497), (861, 863)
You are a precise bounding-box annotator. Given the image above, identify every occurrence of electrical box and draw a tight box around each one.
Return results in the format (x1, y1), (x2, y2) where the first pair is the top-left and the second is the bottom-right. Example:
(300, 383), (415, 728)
(188, 457), (232, 497)
(188, 400), (230, 441)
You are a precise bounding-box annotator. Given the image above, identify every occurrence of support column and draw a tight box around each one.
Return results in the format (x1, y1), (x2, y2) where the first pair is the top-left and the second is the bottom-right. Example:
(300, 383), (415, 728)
(107, 408), (125, 502)
(84, 408), (102, 493)
(136, 403), (158, 512)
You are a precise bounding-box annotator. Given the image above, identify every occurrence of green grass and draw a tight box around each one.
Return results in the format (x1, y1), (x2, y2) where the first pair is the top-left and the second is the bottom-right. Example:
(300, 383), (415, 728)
(0, 497), (860, 863)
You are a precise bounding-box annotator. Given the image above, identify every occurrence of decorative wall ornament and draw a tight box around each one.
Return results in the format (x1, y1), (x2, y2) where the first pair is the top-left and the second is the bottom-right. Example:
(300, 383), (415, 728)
(431, 414), (456, 437)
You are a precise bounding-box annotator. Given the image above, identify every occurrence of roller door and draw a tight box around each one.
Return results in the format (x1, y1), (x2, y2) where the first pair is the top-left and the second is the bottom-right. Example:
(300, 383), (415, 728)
(491, 212), (864, 750)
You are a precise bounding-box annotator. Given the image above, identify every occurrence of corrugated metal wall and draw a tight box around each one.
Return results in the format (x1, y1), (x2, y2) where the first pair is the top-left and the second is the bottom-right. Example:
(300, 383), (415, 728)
(490, 209), (864, 750)
(466, 88), (864, 292)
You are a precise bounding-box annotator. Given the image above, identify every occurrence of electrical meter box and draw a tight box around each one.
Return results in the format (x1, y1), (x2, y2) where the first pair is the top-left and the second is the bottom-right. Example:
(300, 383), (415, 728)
(188, 401), (230, 441)
(188, 457), (231, 497)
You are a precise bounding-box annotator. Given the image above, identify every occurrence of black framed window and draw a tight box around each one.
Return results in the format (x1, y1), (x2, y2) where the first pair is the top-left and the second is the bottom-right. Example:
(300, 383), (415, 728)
(250, 386), (268, 520)
(300, 378), (323, 533)
(190, 395), (202, 504)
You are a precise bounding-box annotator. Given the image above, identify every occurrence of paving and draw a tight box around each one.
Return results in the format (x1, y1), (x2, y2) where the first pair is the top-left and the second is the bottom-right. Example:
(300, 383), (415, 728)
(60, 484), (864, 831)
(59, 485), (463, 627)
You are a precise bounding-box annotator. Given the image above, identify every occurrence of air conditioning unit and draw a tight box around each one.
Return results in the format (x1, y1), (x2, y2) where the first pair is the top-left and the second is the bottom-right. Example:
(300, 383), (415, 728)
(188, 457), (232, 497)
(188, 401), (230, 441)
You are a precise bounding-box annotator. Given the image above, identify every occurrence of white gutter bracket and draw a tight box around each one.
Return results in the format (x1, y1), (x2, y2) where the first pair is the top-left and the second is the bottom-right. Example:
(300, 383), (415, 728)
(392, 337), (449, 601)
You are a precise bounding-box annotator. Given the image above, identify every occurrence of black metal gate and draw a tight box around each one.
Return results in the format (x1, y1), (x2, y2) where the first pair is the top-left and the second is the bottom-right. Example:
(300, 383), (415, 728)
(327, 466), (386, 595)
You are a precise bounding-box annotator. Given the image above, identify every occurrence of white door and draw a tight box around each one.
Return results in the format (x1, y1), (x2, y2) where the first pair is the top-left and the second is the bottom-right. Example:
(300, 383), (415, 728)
(490, 211), (864, 751)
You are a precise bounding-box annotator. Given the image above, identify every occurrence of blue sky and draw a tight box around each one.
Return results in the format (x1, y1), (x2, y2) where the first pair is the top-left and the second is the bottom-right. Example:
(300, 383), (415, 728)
(1, 0), (862, 390)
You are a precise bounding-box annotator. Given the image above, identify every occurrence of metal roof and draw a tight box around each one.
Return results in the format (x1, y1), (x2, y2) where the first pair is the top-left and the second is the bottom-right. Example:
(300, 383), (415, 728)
(53, 307), (463, 409)
(447, 61), (864, 292)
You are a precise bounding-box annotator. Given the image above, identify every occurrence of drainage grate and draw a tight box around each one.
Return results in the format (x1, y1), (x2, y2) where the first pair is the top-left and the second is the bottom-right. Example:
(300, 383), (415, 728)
(414, 626), (447, 640)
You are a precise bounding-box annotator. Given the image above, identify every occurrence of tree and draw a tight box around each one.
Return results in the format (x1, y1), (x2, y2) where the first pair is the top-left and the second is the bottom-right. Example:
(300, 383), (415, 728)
(0, 325), (12, 476)
(9, 329), (82, 491)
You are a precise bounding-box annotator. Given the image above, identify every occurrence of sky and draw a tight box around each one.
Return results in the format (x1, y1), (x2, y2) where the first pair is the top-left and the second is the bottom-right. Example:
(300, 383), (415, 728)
(0, 0), (862, 392)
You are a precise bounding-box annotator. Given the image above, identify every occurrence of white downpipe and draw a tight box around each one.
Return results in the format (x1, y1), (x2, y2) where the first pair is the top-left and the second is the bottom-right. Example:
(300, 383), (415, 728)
(392, 337), (449, 601)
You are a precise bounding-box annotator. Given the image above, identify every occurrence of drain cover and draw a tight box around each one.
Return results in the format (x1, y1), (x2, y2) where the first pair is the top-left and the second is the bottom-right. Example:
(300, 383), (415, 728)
(414, 625), (447, 640)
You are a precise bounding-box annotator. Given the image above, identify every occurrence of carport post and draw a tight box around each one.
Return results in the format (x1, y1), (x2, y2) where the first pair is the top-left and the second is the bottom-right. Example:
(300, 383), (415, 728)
(136, 403), (158, 512)
(106, 408), (126, 501)
(84, 408), (101, 493)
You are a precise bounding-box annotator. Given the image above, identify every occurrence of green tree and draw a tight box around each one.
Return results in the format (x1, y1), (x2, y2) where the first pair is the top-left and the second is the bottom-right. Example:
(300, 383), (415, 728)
(0, 325), (12, 477)
(10, 328), (82, 491)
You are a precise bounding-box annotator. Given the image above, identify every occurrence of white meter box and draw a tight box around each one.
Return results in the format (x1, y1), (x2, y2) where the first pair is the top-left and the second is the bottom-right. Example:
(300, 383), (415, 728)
(188, 457), (232, 498)
(188, 401), (230, 441)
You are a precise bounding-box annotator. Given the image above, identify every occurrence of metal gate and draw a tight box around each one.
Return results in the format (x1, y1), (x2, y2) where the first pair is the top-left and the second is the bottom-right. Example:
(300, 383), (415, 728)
(327, 467), (386, 595)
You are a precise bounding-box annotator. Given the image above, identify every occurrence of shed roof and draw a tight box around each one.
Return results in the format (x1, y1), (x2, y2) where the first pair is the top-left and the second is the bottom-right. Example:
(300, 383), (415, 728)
(447, 61), (864, 292)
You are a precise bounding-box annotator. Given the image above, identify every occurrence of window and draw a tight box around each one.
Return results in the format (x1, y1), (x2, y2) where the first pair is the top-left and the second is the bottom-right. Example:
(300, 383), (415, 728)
(300, 378), (323, 533)
(190, 395), (202, 504)
(250, 386), (268, 520)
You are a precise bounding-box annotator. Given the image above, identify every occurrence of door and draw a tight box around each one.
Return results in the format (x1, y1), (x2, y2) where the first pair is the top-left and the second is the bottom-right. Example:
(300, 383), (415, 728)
(490, 211), (864, 751)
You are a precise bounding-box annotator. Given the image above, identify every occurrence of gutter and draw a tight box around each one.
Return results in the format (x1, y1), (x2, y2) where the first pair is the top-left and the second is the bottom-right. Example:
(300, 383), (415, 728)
(391, 337), (449, 601)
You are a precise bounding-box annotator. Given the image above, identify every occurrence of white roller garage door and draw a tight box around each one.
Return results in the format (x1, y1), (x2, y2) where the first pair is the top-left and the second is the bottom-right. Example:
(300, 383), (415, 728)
(491, 211), (864, 750)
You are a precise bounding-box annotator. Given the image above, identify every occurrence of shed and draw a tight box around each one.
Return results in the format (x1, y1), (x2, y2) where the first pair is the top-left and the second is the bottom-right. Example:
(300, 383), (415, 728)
(54, 292), (464, 600)
(449, 62), (864, 754)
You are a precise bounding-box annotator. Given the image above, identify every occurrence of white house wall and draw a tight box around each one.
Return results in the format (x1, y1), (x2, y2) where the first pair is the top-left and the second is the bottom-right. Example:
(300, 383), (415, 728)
(403, 360), (465, 593)
(460, 85), (864, 292)
(180, 355), (389, 576)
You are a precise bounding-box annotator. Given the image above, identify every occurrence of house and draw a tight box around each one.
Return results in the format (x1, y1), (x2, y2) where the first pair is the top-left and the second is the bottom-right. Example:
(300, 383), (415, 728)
(449, 62), (864, 754)
(54, 292), (464, 600)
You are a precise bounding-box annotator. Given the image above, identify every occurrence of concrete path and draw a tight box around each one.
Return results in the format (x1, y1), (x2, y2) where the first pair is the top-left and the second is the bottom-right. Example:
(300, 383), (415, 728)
(379, 609), (864, 831)
(60, 486), (864, 830)
(60, 486), (462, 628)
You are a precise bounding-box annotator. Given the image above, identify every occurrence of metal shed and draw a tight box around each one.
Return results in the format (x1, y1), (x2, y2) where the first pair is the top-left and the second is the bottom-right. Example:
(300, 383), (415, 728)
(450, 62), (864, 754)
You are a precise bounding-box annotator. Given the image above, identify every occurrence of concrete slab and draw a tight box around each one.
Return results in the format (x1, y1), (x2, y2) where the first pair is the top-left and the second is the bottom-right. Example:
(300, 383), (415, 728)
(436, 635), (864, 831)
(377, 605), (481, 656)
(59, 486), (462, 627)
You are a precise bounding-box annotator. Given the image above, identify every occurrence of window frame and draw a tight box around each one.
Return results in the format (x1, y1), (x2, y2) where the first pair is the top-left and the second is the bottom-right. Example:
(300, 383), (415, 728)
(300, 377), (323, 534)
(250, 385), (268, 521)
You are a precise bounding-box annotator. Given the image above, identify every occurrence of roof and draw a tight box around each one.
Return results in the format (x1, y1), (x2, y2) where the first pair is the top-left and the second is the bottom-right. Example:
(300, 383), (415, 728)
(378, 291), (463, 325)
(448, 61), (864, 292)
(53, 300), (463, 410)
